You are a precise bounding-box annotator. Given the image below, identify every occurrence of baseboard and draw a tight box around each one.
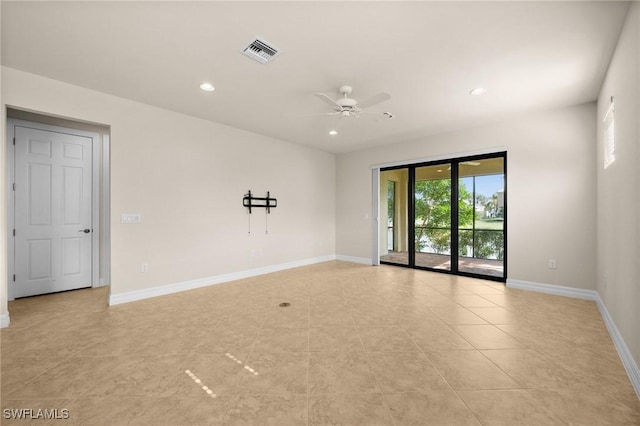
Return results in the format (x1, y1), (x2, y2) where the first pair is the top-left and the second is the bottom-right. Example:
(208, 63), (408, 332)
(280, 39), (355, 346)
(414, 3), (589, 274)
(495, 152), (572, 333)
(507, 278), (640, 399)
(506, 278), (598, 300)
(109, 254), (337, 306)
(335, 255), (372, 265)
(0, 313), (10, 328)
(595, 295), (640, 399)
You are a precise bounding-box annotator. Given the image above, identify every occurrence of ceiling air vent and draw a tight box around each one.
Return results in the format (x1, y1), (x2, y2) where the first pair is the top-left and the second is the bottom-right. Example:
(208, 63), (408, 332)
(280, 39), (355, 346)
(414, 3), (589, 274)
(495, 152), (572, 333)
(241, 37), (280, 64)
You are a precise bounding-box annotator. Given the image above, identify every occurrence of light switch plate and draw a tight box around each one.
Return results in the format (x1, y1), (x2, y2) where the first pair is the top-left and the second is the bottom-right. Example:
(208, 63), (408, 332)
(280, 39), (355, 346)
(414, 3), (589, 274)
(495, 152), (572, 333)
(122, 214), (142, 224)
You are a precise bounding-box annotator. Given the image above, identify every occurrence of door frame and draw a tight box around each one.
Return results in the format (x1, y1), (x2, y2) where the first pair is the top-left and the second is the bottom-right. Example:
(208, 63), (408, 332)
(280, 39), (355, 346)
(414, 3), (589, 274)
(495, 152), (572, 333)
(6, 119), (101, 300)
(372, 147), (507, 281)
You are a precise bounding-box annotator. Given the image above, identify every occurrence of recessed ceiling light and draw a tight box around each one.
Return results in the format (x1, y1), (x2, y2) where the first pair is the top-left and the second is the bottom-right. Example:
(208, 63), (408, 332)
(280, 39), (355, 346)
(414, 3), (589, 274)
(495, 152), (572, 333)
(328, 130), (338, 136)
(469, 87), (487, 95)
(200, 82), (215, 92)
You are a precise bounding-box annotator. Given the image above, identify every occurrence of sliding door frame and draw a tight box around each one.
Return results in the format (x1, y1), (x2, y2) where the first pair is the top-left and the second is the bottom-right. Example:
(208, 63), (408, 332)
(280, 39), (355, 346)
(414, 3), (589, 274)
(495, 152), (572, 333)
(375, 151), (507, 282)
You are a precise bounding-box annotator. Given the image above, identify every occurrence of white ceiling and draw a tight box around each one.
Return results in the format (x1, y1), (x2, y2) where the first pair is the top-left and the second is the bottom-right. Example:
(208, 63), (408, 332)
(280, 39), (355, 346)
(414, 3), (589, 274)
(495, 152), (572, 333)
(1, 1), (630, 154)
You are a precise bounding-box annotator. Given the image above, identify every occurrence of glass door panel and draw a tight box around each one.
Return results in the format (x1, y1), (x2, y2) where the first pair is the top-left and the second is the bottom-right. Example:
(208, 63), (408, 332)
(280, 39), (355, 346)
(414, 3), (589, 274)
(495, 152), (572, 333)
(379, 168), (409, 265)
(414, 164), (451, 271)
(458, 158), (505, 278)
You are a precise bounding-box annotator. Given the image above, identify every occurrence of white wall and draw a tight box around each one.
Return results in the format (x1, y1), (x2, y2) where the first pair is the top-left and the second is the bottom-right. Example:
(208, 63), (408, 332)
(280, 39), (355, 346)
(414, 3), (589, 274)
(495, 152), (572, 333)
(336, 103), (597, 290)
(1, 67), (335, 305)
(597, 2), (640, 369)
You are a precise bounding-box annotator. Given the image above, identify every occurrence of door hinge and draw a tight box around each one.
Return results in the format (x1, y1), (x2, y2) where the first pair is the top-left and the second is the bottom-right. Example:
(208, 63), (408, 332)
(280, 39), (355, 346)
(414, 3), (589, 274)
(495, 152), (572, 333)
(12, 183), (16, 191)
(13, 274), (16, 282)
(13, 137), (16, 146)
(13, 229), (15, 237)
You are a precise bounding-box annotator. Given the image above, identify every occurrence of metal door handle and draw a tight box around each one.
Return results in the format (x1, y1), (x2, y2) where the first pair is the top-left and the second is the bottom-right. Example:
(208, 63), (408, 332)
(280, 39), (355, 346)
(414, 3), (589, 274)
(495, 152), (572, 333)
(79, 229), (91, 233)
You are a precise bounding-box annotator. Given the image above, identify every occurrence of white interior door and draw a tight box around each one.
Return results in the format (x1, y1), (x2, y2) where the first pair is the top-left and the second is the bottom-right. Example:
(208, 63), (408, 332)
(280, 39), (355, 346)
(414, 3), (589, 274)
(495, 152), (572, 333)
(13, 125), (93, 298)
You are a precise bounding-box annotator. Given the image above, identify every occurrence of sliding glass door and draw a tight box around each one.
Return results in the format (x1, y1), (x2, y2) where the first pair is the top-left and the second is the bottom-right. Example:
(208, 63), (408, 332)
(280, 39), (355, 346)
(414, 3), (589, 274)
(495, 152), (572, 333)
(414, 164), (452, 271)
(458, 158), (505, 278)
(379, 153), (506, 281)
(379, 169), (409, 265)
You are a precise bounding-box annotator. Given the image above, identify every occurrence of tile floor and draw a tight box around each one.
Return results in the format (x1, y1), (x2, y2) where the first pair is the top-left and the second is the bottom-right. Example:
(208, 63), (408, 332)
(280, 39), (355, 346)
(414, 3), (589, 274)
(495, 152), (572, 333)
(1, 261), (639, 425)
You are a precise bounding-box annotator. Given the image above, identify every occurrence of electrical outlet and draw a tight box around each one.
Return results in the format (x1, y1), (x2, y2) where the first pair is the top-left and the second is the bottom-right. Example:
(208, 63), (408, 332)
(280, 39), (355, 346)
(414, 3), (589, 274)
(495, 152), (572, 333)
(548, 259), (557, 269)
(141, 263), (149, 273)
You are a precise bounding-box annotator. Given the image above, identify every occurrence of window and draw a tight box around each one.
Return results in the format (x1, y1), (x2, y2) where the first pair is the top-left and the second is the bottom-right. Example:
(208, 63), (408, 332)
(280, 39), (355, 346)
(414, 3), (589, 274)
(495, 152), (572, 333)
(604, 98), (615, 169)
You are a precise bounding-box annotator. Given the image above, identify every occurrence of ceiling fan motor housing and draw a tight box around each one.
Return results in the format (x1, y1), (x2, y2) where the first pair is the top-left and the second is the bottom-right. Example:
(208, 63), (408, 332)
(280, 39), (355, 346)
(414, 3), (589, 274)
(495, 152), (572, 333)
(337, 98), (358, 108)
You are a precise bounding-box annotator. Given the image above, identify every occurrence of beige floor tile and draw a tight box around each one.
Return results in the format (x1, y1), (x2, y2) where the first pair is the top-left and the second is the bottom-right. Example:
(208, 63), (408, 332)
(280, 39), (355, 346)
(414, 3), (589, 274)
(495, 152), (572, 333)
(452, 324), (526, 349)
(132, 326), (206, 355)
(554, 322), (614, 346)
(451, 294), (498, 308)
(481, 349), (578, 389)
(467, 307), (518, 324)
(427, 350), (520, 390)
(390, 305), (438, 321)
(357, 326), (420, 352)
(3, 261), (638, 425)
(252, 327), (309, 353)
(528, 386), (640, 425)
(308, 351), (379, 394)
(8, 354), (181, 399)
(85, 354), (185, 398)
(75, 326), (154, 356)
(309, 327), (364, 352)
(234, 353), (308, 395)
(458, 389), (563, 425)
(222, 394), (307, 426)
(159, 352), (248, 397)
(262, 311), (309, 329)
(547, 346), (633, 394)
(367, 352), (450, 392)
(0, 326), (98, 358)
(310, 306), (355, 327)
(429, 307), (488, 325)
(195, 324), (260, 354)
(417, 293), (462, 308)
(0, 356), (68, 396)
(403, 323), (475, 351)
(495, 323), (575, 349)
(67, 395), (232, 426)
(309, 393), (393, 425)
(475, 293), (513, 308)
(465, 285), (505, 295)
(385, 390), (481, 425)
(349, 308), (398, 326)
(6, 355), (127, 399)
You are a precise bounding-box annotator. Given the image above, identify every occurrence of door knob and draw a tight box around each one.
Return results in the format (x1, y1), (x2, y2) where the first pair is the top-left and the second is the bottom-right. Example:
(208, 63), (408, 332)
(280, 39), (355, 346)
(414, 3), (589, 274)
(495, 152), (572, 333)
(78, 229), (91, 233)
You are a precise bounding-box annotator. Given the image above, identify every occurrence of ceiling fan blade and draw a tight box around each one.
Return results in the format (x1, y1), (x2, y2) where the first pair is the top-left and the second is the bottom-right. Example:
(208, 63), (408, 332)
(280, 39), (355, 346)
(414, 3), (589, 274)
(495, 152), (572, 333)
(297, 111), (341, 118)
(358, 110), (395, 120)
(314, 93), (342, 110)
(357, 92), (391, 109)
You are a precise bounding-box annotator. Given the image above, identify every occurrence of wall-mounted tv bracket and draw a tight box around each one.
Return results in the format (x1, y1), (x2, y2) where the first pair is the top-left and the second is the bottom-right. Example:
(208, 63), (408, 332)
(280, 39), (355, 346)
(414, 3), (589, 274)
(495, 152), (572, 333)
(243, 190), (277, 214)
(243, 190), (277, 235)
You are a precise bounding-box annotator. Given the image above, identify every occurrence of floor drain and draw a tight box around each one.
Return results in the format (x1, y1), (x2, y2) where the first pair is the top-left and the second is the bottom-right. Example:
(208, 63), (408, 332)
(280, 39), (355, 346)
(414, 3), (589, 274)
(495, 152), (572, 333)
(278, 302), (291, 307)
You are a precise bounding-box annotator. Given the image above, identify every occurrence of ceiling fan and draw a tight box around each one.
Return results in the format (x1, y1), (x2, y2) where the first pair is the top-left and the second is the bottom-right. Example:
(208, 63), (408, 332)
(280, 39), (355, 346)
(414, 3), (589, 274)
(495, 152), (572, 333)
(314, 85), (394, 119)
